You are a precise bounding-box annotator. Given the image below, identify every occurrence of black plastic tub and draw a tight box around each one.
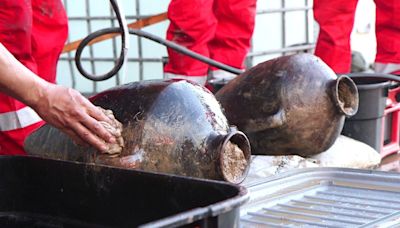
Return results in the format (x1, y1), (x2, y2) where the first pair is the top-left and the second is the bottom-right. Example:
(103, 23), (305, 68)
(0, 156), (248, 228)
(208, 78), (231, 93)
(341, 76), (391, 152)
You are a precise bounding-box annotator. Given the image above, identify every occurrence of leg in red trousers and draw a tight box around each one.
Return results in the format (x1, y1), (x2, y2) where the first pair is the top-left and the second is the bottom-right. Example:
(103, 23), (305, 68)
(313, 0), (358, 74)
(164, 0), (216, 84)
(210, 0), (256, 79)
(374, 0), (400, 74)
(164, 0), (256, 84)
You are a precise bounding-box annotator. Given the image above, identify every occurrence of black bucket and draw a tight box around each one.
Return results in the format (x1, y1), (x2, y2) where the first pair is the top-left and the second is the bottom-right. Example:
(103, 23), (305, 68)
(341, 76), (391, 152)
(208, 78), (231, 93)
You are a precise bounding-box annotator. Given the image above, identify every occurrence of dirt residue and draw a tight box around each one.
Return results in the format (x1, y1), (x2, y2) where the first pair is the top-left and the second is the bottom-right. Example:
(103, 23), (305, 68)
(221, 141), (247, 183)
(98, 107), (124, 157)
(337, 79), (357, 114)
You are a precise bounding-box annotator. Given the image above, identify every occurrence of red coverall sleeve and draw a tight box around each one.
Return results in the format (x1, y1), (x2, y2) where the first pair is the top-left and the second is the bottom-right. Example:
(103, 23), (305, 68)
(31, 0), (68, 83)
(0, 0), (68, 155)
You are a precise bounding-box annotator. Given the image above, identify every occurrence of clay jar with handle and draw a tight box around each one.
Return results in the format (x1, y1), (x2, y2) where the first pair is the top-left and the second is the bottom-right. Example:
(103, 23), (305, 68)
(215, 53), (359, 157)
(25, 79), (251, 184)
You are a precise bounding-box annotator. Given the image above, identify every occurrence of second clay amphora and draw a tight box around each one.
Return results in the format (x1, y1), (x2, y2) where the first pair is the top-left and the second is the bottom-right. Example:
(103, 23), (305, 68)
(216, 53), (359, 157)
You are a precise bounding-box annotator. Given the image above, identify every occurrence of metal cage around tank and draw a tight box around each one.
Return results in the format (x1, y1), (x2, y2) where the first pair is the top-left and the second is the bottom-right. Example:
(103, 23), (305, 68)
(58, 0), (315, 94)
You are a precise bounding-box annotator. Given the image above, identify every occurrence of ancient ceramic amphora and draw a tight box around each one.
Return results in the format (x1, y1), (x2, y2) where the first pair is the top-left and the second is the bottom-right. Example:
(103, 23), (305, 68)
(25, 79), (251, 184)
(215, 53), (359, 157)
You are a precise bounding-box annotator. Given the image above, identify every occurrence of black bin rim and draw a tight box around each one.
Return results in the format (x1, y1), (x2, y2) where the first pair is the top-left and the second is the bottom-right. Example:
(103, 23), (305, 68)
(346, 73), (392, 90)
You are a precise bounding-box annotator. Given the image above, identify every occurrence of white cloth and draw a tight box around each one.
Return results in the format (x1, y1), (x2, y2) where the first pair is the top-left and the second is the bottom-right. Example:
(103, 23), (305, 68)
(242, 135), (382, 185)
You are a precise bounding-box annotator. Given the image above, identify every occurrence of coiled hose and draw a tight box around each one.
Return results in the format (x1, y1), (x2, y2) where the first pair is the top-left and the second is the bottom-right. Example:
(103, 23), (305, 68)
(75, 0), (129, 81)
(75, 1), (243, 81)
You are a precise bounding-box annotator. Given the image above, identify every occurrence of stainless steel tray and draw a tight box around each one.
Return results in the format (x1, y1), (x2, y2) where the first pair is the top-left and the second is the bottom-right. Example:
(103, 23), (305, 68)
(240, 168), (400, 227)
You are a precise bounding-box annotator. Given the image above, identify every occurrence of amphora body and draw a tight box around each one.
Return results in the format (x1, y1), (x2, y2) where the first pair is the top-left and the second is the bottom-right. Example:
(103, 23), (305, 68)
(25, 80), (251, 183)
(216, 54), (359, 157)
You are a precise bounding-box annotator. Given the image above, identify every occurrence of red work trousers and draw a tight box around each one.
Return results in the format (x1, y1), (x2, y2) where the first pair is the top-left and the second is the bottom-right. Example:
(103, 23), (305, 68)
(314, 0), (400, 74)
(164, 0), (256, 78)
(0, 0), (68, 155)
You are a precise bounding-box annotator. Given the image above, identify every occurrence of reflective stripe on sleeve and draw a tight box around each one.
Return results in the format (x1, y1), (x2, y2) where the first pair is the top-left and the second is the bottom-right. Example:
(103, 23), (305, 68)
(0, 106), (42, 131)
(374, 62), (400, 74)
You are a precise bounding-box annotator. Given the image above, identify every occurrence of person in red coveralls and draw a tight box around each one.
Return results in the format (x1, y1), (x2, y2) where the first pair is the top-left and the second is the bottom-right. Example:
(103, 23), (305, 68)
(314, 0), (400, 74)
(0, 0), (115, 155)
(164, 0), (257, 85)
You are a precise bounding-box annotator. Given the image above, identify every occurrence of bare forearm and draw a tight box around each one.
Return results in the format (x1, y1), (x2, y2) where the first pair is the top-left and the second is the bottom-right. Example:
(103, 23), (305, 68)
(0, 42), (47, 108)
(0, 42), (116, 152)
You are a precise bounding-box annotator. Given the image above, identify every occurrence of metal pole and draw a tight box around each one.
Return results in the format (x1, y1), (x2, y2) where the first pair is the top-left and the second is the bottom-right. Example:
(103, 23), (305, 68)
(281, 0), (286, 55)
(135, 0), (144, 81)
(63, 0), (76, 89)
(109, 4), (120, 85)
(305, 0), (310, 45)
(85, 0), (97, 92)
(257, 6), (312, 14)
(247, 44), (316, 57)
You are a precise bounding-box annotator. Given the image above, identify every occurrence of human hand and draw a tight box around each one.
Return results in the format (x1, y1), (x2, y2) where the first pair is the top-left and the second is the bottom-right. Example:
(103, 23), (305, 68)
(30, 83), (116, 152)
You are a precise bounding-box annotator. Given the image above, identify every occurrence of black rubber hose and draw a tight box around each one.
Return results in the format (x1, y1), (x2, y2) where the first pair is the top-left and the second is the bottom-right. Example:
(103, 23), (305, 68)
(75, 0), (129, 81)
(125, 28), (244, 75)
(75, 27), (244, 81)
